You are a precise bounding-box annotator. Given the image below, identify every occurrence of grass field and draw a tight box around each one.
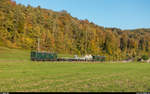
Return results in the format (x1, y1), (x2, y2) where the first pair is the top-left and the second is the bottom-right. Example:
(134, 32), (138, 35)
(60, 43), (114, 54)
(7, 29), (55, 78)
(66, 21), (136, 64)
(0, 47), (150, 92)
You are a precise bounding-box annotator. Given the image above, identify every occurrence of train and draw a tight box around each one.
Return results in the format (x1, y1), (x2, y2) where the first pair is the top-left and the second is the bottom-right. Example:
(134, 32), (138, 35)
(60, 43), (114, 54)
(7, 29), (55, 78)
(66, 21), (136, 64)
(31, 51), (106, 62)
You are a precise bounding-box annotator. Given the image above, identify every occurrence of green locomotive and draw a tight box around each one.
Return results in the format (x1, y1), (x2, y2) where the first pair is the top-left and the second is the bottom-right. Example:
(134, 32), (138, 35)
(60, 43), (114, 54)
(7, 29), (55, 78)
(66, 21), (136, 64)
(31, 51), (57, 61)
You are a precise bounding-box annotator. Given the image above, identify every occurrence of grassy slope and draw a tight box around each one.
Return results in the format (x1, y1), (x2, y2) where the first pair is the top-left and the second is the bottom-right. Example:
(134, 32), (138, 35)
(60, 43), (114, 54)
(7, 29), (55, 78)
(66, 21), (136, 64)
(0, 47), (30, 61)
(0, 47), (150, 92)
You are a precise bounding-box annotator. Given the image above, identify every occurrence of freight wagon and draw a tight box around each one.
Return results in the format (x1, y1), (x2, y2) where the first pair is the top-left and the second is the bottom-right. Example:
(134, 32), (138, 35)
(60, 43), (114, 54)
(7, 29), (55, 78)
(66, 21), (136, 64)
(30, 51), (106, 62)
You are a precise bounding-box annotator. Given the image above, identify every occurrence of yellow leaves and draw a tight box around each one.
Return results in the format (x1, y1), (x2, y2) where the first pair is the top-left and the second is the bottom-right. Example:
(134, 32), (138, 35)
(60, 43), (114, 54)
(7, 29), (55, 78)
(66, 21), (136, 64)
(21, 37), (33, 47)
(0, 0), (150, 60)
(26, 38), (33, 46)
(5, 40), (19, 48)
(0, 11), (4, 20)
(26, 38), (33, 45)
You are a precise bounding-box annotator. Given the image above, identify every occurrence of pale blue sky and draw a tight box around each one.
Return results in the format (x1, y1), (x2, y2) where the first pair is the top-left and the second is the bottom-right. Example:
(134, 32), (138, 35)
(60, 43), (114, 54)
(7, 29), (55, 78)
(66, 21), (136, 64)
(14, 0), (150, 30)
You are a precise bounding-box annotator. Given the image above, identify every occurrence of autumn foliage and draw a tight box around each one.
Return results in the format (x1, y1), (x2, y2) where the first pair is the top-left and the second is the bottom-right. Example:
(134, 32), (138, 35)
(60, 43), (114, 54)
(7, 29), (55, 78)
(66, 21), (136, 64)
(0, 0), (150, 60)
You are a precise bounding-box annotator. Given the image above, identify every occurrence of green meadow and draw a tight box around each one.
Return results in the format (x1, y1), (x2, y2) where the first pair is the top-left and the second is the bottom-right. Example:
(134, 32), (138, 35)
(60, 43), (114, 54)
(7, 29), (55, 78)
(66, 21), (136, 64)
(0, 47), (150, 92)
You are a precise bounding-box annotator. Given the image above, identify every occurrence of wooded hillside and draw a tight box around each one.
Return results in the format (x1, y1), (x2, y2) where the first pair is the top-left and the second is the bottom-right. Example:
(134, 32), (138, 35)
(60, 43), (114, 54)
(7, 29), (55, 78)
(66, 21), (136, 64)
(0, 0), (150, 60)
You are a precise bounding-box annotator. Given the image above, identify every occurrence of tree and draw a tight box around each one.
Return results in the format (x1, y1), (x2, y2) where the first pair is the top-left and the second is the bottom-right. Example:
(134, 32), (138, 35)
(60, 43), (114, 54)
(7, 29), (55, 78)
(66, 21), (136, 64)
(0, 0), (150, 60)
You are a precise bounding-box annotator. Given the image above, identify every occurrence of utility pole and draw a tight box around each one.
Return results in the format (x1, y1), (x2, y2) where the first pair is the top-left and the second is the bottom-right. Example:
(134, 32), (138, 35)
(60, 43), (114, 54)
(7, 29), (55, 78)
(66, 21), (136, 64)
(85, 26), (88, 56)
(38, 38), (40, 52)
(85, 26), (89, 62)
(85, 30), (86, 55)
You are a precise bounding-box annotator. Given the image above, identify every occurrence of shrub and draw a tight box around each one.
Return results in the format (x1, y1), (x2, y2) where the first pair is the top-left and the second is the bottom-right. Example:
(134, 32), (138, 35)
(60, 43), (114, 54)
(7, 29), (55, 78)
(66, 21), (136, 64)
(141, 55), (149, 60)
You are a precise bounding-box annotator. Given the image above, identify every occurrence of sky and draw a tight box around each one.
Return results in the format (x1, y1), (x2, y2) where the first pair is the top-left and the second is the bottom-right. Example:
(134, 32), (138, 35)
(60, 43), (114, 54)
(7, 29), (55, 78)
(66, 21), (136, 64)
(14, 0), (150, 30)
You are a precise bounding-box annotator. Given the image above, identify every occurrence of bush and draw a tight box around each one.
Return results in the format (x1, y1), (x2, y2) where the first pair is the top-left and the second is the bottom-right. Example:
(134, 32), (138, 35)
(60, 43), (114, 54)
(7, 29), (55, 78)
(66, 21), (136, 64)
(141, 55), (149, 60)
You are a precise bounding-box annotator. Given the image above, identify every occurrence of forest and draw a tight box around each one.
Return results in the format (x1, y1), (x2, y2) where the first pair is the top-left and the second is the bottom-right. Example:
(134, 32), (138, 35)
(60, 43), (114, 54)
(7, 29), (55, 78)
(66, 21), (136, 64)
(0, 0), (150, 60)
